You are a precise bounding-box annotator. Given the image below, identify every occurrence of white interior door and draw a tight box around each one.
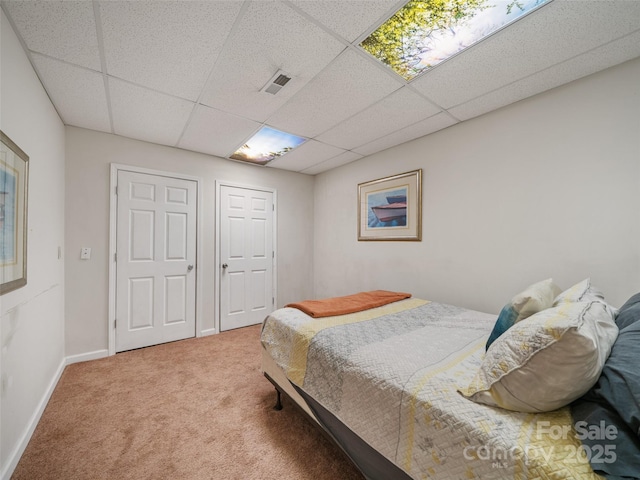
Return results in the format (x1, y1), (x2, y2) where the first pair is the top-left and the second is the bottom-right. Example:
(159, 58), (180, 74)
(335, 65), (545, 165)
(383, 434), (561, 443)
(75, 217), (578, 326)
(116, 170), (197, 352)
(219, 185), (274, 331)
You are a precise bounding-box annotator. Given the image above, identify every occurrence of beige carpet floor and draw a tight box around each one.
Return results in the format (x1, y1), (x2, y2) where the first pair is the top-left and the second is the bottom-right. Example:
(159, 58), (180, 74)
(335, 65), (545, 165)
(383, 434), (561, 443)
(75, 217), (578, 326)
(12, 325), (364, 480)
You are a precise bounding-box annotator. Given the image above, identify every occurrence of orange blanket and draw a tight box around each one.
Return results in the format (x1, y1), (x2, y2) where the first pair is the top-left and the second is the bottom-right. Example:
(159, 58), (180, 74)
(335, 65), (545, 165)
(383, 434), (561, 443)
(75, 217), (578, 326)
(286, 290), (412, 318)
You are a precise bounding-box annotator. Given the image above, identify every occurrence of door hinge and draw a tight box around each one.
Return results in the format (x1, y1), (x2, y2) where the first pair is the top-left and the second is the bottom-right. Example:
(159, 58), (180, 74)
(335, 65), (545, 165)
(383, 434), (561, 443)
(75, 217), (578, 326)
(115, 185), (118, 195)
(272, 297), (275, 305)
(272, 251), (274, 258)
(114, 319), (117, 329)
(114, 252), (117, 262)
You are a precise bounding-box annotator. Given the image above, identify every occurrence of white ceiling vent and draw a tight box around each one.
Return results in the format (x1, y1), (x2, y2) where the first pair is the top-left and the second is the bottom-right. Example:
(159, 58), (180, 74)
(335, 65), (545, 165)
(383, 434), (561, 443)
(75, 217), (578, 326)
(261, 70), (292, 95)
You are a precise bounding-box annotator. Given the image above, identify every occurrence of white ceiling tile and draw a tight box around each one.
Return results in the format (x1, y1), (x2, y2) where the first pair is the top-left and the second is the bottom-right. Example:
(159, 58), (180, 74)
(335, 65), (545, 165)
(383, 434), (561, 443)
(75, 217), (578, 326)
(2, 0), (100, 70)
(178, 105), (261, 158)
(301, 151), (364, 176)
(267, 139), (346, 172)
(449, 30), (640, 121)
(199, 1), (345, 123)
(290, 0), (401, 42)
(31, 53), (111, 133)
(109, 78), (194, 147)
(100, 1), (242, 101)
(5, 0), (640, 174)
(411, 0), (640, 109)
(267, 49), (403, 137)
(317, 86), (441, 150)
(354, 112), (458, 156)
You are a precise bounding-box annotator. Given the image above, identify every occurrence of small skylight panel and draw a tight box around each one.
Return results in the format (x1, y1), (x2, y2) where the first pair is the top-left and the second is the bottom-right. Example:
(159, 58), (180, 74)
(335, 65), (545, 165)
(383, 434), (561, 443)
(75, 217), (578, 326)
(230, 126), (307, 166)
(361, 0), (550, 81)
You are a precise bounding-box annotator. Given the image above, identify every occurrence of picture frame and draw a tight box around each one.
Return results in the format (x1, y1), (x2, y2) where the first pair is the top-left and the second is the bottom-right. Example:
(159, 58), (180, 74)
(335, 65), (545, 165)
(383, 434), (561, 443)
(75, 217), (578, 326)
(1, 131), (29, 295)
(358, 169), (422, 241)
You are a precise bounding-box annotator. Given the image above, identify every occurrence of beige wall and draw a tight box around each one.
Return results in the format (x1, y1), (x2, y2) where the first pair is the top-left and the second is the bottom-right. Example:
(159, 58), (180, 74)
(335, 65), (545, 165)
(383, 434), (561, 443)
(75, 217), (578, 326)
(314, 58), (640, 313)
(0, 11), (66, 477)
(64, 128), (315, 357)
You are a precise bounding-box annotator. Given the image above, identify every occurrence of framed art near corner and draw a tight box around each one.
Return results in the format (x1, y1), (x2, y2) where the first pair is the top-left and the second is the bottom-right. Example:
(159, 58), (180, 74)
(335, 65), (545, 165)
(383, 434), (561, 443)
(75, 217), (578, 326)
(0, 131), (29, 295)
(358, 169), (421, 241)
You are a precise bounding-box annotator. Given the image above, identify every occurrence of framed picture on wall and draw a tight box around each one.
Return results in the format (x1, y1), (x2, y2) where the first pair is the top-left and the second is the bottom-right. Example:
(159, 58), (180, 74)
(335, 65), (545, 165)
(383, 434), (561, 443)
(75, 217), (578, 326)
(1, 131), (29, 295)
(358, 169), (422, 241)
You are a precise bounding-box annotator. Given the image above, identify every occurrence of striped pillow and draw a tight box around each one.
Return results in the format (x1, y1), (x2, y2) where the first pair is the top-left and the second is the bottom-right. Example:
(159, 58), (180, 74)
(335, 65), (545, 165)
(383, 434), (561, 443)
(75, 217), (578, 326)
(462, 301), (618, 412)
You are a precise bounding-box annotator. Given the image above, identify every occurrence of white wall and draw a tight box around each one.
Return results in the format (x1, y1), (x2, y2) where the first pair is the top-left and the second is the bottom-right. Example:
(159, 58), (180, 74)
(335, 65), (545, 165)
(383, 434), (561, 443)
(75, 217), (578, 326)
(0, 11), (66, 478)
(314, 58), (640, 313)
(1, 10), (638, 474)
(65, 128), (315, 357)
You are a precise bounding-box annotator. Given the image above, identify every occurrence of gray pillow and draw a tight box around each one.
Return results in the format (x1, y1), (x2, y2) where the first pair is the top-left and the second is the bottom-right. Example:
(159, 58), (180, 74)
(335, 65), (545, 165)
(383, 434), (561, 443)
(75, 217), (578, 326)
(615, 292), (640, 331)
(571, 293), (640, 479)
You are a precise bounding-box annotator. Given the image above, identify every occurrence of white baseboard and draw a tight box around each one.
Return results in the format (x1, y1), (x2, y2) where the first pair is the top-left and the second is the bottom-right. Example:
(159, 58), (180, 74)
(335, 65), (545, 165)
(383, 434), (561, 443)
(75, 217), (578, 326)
(199, 328), (217, 337)
(1, 358), (65, 480)
(2, 341), (205, 479)
(65, 349), (109, 365)
(1, 348), (110, 480)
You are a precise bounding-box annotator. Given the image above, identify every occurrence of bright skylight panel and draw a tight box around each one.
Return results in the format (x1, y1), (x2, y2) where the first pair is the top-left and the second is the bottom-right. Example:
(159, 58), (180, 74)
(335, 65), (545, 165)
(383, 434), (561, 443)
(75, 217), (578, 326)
(361, 0), (550, 81)
(230, 126), (306, 165)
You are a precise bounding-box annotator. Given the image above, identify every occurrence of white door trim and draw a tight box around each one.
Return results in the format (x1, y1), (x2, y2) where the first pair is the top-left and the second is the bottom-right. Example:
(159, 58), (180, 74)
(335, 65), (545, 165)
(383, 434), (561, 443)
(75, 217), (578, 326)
(108, 163), (204, 356)
(215, 180), (277, 333)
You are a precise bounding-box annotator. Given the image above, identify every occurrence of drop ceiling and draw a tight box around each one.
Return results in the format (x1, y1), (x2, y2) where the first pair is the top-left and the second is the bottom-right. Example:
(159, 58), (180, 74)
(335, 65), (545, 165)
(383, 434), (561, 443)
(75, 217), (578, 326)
(2, 0), (639, 175)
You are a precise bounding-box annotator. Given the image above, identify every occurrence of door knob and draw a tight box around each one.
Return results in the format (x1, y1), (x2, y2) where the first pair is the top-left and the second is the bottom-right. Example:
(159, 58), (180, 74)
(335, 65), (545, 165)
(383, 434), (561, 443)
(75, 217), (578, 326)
(187, 264), (194, 272)
(222, 263), (228, 269)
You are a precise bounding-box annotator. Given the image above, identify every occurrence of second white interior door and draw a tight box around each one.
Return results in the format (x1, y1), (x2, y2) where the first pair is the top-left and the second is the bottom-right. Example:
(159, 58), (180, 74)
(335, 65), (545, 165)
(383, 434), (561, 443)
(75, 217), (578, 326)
(219, 185), (274, 331)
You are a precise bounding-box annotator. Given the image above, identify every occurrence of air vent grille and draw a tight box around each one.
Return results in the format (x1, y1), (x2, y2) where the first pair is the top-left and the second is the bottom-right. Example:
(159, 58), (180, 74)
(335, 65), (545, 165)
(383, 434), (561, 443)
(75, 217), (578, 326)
(261, 70), (292, 95)
(272, 74), (290, 87)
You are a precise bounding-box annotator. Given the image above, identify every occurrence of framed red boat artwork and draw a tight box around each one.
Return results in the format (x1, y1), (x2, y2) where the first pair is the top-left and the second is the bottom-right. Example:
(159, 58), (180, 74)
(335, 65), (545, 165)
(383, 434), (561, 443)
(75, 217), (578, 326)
(358, 169), (421, 241)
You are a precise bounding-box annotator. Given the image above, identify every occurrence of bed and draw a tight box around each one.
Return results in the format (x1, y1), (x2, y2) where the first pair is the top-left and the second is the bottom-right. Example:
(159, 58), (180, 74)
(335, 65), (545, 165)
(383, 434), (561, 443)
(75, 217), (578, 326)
(261, 283), (639, 480)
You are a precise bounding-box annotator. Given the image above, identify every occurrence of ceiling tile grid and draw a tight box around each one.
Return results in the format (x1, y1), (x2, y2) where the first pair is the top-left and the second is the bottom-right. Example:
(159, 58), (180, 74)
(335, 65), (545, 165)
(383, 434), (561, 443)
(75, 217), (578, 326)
(353, 112), (459, 156)
(30, 53), (111, 133)
(2, 0), (100, 70)
(99, 0), (243, 101)
(265, 48), (403, 138)
(301, 150), (364, 176)
(268, 138), (347, 172)
(2, 0), (640, 175)
(109, 78), (195, 147)
(411, 0), (640, 110)
(178, 104), (262, 158)
(288, 0), (404, 42)
(198, 1), (345, 123)
(316, 86), (442, 150)
(409, 1), (565, 108)
(449, 29), (640, 122)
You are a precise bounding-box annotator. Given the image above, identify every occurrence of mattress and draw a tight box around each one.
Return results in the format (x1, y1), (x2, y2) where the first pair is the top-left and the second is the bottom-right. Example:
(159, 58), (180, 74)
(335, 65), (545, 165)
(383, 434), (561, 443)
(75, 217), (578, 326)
(261, 298), (604, 479)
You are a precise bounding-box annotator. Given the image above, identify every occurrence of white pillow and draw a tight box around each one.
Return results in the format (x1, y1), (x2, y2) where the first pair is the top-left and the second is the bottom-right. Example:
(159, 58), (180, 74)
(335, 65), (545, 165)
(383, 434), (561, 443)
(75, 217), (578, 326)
(485, 278), (562, 349)
(509, 278), (562, 320)
(554, 278), (618, 317)
(553, 278), (600, 304)
(460, 301), (618, 412)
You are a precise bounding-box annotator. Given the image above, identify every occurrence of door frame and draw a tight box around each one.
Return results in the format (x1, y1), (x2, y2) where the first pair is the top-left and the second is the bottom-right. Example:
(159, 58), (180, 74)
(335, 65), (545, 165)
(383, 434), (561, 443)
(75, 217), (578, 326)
(215, 180), (277, 333)
(108, 163), (204, 356)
